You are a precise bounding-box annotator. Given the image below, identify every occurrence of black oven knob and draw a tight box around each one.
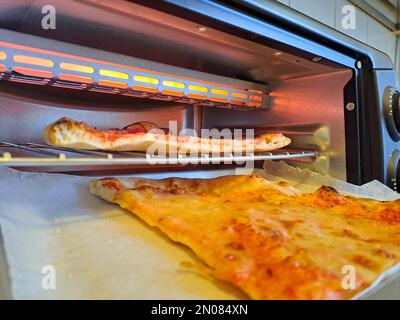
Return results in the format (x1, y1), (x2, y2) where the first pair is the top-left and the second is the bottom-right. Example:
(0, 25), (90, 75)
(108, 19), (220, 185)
(384, 87), (400, 141)
(393, 92), (400, 132)
(387, 150), (400, 191)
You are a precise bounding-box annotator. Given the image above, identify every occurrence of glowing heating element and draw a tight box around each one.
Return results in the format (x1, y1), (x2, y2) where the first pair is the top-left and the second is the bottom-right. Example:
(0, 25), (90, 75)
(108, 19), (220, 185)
(162, 89), (184, 97)
(250, 95), (263, 101)
(0, 41), (269, 110)
(187, 93), (207, 100)
(211, 88), (228, 96)
(0, 51), (7, 60)
(133, 85), (157, 93)
(13, 66), (53, 78)
(133, 75), (159, 85)
(60, 62), (94, 74)
(99, 79), (128, 89)
(188, 84), (208, 92)
(59, 73), (93, 84)
(210, 96), (228, 103)
(163, 80), (185, 89)
(232, 92), (247, 99)
(13, 55), (54, 67)
(99, 69), (129, 79)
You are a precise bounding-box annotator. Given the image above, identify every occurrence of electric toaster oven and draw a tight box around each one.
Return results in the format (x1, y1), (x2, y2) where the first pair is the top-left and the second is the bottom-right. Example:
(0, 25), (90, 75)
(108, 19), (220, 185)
(0, 0), (398, 188)
(0, 0), (399, 300)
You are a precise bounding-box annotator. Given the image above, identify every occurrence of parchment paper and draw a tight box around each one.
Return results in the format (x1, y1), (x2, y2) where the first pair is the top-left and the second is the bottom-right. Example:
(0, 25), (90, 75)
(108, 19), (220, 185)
(0, 167), (246, 299)
(262, 161), (400, 201)
(1, 162), (399, 299)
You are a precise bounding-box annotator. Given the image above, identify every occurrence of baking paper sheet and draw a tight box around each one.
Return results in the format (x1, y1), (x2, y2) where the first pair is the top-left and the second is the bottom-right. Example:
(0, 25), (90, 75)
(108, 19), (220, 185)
(0, 167), (246, 299)
(262, 161), (400, 201)
(0, 163), (399, 299)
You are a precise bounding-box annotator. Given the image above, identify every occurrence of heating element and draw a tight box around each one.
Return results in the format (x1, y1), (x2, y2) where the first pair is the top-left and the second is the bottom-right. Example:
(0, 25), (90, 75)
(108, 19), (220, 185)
(0, 30), (270, 110)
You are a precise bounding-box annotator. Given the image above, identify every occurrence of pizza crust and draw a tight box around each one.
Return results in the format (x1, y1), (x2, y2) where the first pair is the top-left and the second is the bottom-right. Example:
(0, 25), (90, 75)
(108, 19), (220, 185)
(90, 174), (300, 203)
(43, 117), (291, 153)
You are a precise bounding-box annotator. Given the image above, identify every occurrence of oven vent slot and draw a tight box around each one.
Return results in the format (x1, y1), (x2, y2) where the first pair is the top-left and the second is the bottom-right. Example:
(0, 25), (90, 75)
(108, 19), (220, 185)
(0, 31), (270, 110)
(0, 142), (317, 167)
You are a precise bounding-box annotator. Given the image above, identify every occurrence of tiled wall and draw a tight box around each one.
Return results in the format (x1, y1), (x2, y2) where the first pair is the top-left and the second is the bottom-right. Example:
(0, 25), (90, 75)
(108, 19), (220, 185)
(276, 0), (399, 77)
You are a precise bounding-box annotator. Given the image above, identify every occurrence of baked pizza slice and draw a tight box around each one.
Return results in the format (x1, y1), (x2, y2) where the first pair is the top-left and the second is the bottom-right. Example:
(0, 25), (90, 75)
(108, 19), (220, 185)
(90, 174), (400, 300)
(43, 117), (290, 153)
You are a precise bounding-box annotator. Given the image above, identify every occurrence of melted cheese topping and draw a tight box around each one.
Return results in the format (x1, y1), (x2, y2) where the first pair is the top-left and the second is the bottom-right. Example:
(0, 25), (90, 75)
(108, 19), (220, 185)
(90, 174), (400, 299)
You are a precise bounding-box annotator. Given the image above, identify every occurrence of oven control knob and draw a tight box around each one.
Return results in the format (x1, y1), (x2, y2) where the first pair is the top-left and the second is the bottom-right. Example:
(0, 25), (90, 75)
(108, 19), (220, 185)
(393, 92), (400, 131)
(384, 87), (400, 141)
(387, 150), (400, 191)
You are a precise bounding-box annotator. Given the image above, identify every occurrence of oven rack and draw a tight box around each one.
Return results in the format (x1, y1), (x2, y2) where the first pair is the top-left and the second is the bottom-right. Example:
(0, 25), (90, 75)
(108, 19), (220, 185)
(0, 142), (318, 167)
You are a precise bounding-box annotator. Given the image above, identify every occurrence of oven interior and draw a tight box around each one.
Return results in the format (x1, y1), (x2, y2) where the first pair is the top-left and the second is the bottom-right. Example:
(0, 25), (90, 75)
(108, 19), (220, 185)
(0, 0), (354, 182)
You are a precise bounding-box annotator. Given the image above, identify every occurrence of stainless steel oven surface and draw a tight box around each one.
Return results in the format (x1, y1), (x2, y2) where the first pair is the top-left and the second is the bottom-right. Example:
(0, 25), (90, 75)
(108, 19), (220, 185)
(0, 0), (399, 301)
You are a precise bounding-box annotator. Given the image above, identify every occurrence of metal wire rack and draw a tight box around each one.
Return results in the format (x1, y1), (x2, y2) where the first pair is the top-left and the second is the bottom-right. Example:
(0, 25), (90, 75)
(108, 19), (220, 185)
(0, 142), (318, 167)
